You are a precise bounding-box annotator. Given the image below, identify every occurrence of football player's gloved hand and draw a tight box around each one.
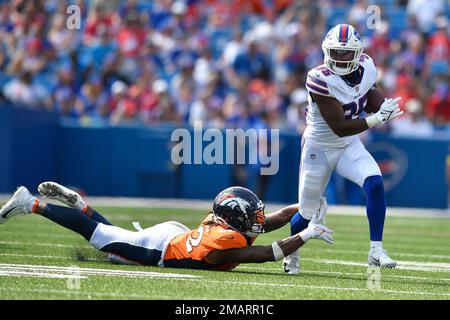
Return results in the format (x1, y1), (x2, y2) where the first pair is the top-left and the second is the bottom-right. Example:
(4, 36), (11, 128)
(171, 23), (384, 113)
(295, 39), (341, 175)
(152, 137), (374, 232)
(365, 97), (403, 128)
(300, 222), (334, 244)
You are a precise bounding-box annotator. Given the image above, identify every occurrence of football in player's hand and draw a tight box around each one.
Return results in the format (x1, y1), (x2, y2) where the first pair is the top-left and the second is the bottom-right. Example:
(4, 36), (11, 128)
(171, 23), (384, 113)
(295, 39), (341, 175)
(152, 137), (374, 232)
(364, 87), (385, 113)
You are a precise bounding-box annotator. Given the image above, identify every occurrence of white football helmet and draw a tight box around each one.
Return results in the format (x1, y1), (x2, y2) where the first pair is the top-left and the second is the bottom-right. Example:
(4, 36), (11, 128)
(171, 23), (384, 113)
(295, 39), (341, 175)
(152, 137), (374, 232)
(322, 24), (363, 76)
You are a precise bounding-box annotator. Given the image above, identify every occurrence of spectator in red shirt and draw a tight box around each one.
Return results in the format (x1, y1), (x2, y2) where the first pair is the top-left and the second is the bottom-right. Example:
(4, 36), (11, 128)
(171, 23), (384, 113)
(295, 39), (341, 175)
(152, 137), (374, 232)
(367, 21), (391, 66)
(116, 11), (147, 59)
(108, 80), (128, 113)
(7, 37), (48, 75)
(426, 79), (450, 125)
(110, 80), (140, 124)
(393, 69), (422, 111)
(427, 17), (449, 61)
(84, 4), (117, 45)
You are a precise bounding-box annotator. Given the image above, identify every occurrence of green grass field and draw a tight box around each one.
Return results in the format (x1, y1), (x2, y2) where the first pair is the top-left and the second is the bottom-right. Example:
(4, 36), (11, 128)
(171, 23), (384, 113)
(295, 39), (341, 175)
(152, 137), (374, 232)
(0, 206), (449, 300)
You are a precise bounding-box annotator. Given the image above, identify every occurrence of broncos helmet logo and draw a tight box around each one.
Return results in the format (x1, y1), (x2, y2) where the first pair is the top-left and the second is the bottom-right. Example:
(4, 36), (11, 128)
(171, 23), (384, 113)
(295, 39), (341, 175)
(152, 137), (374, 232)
(219, 197), (251, 215)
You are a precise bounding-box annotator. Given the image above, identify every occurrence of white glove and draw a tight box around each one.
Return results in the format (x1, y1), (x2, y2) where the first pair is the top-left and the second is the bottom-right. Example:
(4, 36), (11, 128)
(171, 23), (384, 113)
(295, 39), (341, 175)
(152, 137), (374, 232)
(300, 222), (334, 244)
(365, 97), (403, 128)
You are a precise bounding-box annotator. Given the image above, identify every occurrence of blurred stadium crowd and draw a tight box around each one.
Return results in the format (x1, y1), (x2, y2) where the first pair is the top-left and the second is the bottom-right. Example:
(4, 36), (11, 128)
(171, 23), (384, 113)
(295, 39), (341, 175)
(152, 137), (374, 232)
(0, 0), (449, 137)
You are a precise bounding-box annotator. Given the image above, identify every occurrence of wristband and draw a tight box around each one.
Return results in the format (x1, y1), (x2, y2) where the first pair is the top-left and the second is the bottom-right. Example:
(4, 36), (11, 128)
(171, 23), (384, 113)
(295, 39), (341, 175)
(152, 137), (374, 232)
(271, 241), (285, 261)
(299, 229), (310, 242)
(365, 114), (381, 128)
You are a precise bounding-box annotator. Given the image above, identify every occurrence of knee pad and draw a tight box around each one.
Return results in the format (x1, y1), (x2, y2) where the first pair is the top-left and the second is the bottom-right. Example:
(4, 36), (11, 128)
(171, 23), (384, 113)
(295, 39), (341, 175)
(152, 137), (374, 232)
(299, 169), (326, 219)
(363, 175), (384, 196)
(300, 169), (325, 194)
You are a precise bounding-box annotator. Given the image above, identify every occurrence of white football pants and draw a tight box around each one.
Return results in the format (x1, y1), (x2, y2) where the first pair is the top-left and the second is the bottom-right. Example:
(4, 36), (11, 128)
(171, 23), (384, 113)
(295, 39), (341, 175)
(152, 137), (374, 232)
(89, 221), (190, 266)
(299, 136), (381, 219)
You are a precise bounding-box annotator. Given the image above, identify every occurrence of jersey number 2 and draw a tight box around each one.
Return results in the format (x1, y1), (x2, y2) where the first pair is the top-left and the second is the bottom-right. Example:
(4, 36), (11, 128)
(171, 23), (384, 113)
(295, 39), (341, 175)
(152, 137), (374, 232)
(186, 226), (204, 252)
(342, 95), (367, 120)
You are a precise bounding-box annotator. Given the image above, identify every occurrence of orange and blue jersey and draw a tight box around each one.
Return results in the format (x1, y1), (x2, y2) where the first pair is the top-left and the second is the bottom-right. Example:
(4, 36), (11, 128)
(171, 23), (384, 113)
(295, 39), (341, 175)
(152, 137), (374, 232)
(163, 214), (256, 271)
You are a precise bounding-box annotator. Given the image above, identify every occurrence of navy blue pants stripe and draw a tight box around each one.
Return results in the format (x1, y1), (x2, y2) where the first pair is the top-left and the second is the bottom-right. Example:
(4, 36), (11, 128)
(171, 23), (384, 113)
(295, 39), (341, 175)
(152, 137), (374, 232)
(101, 242), (162, 266)
(164, 258), (214, 270)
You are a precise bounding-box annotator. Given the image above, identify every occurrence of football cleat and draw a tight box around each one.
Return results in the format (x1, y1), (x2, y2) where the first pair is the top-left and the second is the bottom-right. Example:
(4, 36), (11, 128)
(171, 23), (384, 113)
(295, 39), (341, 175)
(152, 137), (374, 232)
(368, 247), (397, 268)
(38, 182), (87, 211)
(0, 186), (34, 224)
(283, 250), (300, 275)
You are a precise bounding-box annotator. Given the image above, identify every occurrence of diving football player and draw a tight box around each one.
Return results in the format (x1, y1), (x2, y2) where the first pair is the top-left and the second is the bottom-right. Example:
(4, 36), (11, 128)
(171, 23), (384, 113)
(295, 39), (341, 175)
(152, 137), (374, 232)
(1, 182), (333, 270)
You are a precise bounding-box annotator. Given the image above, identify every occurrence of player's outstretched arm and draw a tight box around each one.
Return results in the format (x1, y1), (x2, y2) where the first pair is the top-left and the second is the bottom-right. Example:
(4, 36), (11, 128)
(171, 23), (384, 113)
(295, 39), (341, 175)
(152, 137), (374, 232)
(205, 223), (333, 264)
(263, 203), (299, 233)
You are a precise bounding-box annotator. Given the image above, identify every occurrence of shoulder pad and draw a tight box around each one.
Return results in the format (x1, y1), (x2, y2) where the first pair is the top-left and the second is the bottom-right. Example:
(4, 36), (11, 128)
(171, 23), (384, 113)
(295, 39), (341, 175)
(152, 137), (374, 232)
(359, 53), (378, 85)
(306, 66), (332, 97)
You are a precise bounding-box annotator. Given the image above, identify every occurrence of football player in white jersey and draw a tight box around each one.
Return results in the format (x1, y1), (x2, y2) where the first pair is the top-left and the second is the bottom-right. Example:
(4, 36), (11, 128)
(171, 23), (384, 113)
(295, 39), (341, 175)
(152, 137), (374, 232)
(283, 24), (403, 274)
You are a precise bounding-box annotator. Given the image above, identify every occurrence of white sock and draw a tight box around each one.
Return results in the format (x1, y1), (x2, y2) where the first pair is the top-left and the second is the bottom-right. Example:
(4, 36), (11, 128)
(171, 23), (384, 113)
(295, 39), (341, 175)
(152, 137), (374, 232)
(25, 197), (37, 214)
(370, 241), (382, 249)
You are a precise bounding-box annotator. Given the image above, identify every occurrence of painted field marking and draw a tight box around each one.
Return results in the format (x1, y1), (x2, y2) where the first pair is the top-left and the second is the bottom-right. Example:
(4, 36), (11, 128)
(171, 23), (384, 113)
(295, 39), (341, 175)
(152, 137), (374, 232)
(309, 248), (450, 261)
(0, 252), (105, 262)
(236, 265), (450, 282)
(0, 263), (449, 298)
(3, 250), (450, 274)
(3, 253), (450, 283)
(205, 278), (450, 297)
(0, 231), (78, 240)
(195, 278), (450, 297)
(0, 240), (76, 248)
(0, 263), (199, 279)
(305, 258), (450, 273)
(0, 271), (87, 279)
(1, 283), (447, 300)
(329, 239), (450, 252)
(3, 239), (450, 261)
(0, 287), (166, 299)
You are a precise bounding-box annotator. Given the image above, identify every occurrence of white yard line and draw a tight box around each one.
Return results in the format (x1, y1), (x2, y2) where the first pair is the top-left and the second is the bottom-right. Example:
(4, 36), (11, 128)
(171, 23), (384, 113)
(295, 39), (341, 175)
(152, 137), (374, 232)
(3, 252), (450, 278)
(197, 278), (450, 297)
(306, 248), (450, 261)
(0, 263), (449, 298)
(0, 287), (165, 299)
(306, 259), (450, 273)
(0, 231), (79, 240)
(0, 252), (105, 262)
(1, 284), (448, 299)
(3, 247), (450, 270)
(235, 266), (450, 282)
(0, 263), (199, 279)
(0, 240), (76, 248)
(0, 253), (76, 260)
(321, 240), (450, 253)
(3, 252), (450, 282)
(0, 271), (87, 279)
(3, 239), (450, 262)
